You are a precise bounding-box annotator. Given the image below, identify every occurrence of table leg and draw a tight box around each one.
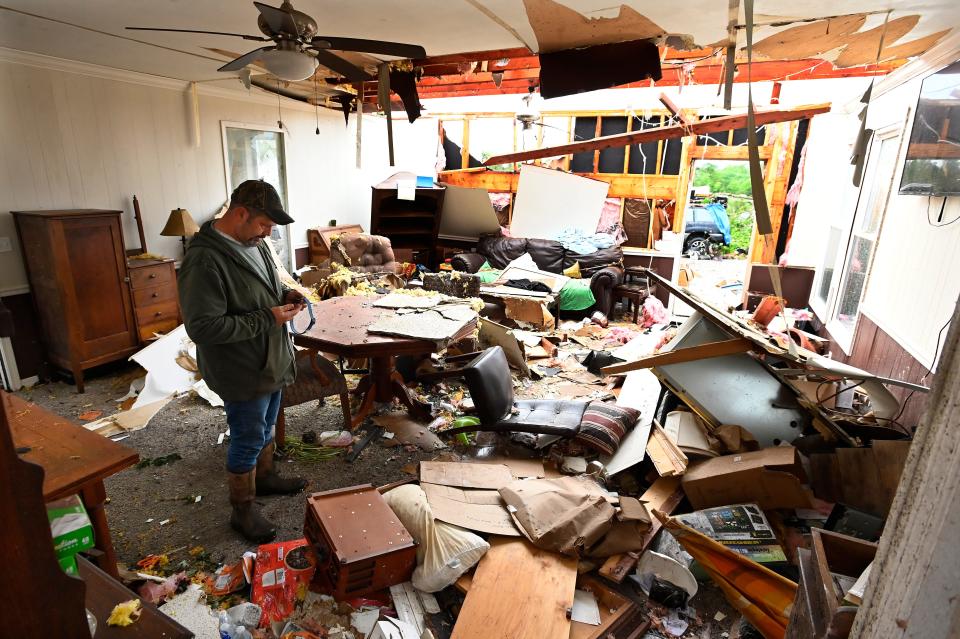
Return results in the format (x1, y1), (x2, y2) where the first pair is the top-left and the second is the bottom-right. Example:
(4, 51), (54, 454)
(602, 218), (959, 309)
(81, 480), (120, 580)
(370, 356), (395, 402)
(276, 409), (287, 451)
(390, 372), (432, 421)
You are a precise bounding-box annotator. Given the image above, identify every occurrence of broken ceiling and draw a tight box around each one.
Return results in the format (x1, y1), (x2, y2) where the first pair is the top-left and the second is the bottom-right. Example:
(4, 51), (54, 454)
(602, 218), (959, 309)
(0, 1), (955, 107)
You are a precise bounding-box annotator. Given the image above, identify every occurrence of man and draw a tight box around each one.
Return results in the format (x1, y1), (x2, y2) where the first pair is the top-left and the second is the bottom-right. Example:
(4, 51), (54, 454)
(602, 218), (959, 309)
(179, 180), (306, 543)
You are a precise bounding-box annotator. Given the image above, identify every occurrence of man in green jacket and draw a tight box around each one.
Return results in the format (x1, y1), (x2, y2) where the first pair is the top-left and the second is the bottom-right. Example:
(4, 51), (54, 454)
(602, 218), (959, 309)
(179, 180), (306, 543)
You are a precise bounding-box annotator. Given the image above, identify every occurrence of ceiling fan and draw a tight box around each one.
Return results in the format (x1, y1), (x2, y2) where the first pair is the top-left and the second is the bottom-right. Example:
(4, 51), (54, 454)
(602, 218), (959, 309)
(127, 0), (426, 82)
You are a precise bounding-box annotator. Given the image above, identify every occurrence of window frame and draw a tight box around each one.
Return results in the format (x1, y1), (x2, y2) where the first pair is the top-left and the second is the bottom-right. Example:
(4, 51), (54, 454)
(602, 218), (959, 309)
(220, 120), (293, 271)
(820, 124), (904, 352)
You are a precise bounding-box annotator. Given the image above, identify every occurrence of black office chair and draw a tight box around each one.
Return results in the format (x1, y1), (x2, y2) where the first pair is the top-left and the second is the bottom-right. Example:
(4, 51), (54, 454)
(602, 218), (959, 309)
(440, 346), (589, 438)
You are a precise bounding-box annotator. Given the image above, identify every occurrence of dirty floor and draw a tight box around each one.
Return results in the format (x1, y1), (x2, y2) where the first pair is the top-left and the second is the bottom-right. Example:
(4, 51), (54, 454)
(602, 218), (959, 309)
(18, 360), (740, 638)
(16, 361), (434, 568)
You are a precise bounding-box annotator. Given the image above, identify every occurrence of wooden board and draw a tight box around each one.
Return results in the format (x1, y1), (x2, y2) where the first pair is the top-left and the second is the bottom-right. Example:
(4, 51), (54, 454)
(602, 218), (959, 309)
(457, 571), (638, 639)
(601, 338), (752, 375)
(451, 536), (577, 639)
(646, 421), (689, 477)
(483, 103), (831, 165)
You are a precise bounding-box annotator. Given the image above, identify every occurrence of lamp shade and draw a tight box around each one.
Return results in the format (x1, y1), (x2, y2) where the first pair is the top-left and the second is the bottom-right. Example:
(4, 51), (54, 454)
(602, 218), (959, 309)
(161, 208), (200, 237)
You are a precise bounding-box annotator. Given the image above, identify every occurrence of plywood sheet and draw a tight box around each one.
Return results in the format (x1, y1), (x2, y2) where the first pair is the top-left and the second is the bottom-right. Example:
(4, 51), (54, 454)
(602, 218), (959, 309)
(451, 536), (577, 639)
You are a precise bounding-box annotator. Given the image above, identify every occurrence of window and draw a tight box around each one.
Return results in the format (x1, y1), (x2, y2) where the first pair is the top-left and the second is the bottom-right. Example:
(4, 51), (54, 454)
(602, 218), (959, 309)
(221, 122), (291, 269)
(823, 131), (901, 347)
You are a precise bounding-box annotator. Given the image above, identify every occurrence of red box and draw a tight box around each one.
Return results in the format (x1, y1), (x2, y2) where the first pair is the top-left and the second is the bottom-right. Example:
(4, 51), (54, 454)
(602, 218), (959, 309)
(304, 484), (417, 600)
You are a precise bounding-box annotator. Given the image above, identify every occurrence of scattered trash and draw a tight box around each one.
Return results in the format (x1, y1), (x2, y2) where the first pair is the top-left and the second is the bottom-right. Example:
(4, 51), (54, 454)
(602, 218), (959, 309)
(106, 599), (142, 627)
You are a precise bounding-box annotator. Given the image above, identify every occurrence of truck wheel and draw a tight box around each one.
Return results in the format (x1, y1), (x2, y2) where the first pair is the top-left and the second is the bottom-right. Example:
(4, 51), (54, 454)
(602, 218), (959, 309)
(685, 237), (709, 258)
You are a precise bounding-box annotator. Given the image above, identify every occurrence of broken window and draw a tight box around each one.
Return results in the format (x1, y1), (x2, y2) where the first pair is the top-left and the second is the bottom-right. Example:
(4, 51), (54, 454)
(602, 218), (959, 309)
(221, 123), (291, 269)
(831, 134), (900, 338)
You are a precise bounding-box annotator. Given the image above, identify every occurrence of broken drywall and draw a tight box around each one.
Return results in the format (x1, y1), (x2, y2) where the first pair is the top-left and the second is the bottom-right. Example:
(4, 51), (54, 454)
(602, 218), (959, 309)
(522, 0), (667, 53)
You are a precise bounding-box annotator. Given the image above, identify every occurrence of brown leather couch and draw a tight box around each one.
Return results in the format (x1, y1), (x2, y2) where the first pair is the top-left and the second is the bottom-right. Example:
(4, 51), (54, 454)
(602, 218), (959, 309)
(451, 235), (624, 317)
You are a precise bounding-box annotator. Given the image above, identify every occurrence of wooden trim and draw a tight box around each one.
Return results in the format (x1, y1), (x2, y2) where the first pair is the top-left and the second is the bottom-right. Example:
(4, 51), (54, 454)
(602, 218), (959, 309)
(623, 116), (633, 174)
(601, 337), (752, 375)
(438, 169), (681, 199)
(461, 117), (471, 169)
(482, 104), (831, 166)
(592, 117), (603, 174)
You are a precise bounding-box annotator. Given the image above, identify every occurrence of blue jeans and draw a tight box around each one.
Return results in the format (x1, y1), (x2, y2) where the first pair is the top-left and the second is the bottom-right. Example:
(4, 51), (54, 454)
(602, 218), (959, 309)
(224, 391), (282, 473)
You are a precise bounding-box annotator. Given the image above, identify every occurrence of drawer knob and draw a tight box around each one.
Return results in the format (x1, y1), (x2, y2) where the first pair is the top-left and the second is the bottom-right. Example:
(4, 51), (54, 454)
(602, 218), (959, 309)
(154, 311), (162, 317)
(151, 292), (159, 298)
(149, 273), (157, 279)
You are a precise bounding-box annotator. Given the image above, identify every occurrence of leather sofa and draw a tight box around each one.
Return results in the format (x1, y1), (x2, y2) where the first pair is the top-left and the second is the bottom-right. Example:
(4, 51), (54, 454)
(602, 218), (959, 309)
(451, 235), (624, 317)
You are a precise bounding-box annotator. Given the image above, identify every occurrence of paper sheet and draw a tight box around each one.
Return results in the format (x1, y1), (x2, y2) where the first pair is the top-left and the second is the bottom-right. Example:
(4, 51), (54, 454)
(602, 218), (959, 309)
(571, 589), (601, 625)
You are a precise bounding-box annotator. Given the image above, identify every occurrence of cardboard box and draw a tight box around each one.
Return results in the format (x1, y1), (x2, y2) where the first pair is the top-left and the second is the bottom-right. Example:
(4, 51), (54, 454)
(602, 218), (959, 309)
(681, 446), (812, 510)
(675, 503), (787, 564)
(47, 495), (94, 576)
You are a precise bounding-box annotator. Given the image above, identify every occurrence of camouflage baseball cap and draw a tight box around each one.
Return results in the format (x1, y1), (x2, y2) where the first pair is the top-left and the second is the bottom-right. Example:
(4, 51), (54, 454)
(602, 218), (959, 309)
(230, 179), (294, 225)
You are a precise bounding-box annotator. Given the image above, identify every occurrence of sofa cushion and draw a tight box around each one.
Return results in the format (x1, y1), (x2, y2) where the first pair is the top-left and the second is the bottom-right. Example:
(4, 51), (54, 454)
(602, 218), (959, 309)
(478, 236), (529, 269)
(564, 246), (624, 276)
(526, 238), (566, 274)
(575, 401), (640, 455)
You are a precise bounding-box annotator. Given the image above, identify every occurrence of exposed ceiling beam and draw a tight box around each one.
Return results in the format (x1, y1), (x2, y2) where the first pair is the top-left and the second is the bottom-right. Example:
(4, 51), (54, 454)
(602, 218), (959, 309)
(481, 102), (831, 165)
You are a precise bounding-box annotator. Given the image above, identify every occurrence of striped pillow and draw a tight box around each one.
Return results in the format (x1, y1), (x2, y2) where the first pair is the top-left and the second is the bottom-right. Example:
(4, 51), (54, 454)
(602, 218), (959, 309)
(575, 402), (640, 455)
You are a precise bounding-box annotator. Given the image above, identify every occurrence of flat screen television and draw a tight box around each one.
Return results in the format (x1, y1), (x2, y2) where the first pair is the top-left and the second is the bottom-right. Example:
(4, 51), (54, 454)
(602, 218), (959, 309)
(899, 60), (960, 196)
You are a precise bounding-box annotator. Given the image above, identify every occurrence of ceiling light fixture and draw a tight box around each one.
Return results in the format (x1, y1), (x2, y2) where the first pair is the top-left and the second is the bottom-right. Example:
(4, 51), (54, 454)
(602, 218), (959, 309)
(260, 47), (318, 81)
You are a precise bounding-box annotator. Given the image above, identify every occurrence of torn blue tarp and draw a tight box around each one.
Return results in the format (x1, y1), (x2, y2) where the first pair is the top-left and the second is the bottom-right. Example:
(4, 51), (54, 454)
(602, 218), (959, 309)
(704, 203), (731, 245)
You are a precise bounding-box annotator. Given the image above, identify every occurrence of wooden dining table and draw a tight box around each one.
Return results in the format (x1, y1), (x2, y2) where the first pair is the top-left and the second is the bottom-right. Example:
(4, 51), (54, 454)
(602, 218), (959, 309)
(293, 295), (476, 429)
(8, 392), (139, 579)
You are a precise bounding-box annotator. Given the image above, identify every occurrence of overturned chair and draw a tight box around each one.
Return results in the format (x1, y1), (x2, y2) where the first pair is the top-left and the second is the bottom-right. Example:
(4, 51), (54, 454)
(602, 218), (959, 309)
(276, 348), (351, 448)
(439, 346), (590, 439)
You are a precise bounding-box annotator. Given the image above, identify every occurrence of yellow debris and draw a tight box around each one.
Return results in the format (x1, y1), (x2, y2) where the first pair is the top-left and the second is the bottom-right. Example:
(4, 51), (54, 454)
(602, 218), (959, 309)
(107, 599), (142, 627)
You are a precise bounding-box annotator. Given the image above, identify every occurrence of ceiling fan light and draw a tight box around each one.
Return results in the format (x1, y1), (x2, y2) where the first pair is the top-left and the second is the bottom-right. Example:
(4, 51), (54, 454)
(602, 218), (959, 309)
(260, 48), (318, 81)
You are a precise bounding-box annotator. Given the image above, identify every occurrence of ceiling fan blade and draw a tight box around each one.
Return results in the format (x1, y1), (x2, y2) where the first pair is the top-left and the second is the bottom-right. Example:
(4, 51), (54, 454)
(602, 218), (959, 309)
(311, 36), (425, 59)
(126, 27), (271, 41)
(218, 47), (274, 72)
(253, 1), (299, 36)
(310, 49), (372, 82)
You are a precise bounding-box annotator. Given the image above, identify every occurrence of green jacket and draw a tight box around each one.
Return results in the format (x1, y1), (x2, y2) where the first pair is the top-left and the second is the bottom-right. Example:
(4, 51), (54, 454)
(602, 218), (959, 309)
(178, 220), (295, 402)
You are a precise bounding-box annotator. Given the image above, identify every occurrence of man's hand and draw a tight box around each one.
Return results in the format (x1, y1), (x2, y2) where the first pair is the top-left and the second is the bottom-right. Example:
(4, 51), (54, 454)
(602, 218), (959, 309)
(270, 304), (300, 326)
(284, 290), (307, 309)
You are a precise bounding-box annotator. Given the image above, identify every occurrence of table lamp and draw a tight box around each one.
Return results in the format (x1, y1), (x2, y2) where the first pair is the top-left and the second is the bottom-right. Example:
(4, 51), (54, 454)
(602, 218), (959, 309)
(160, 208), (200, 255)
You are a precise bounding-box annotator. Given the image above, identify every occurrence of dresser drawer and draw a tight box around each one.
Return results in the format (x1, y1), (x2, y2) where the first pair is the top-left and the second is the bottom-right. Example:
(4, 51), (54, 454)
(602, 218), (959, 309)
(133, 283), (177, 307)
(136, 300), (179, 326)
(129, 263), (174, 290)
(138, 317), (180, 342)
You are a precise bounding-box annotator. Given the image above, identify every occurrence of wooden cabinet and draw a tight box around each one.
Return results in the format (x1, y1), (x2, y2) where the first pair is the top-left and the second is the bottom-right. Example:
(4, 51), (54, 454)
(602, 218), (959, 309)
(12, 210), (180, 391)
(370, 172), (444, 268)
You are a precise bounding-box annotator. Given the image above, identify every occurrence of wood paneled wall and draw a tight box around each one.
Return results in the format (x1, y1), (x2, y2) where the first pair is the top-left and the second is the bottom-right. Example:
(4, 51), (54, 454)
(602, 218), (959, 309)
(825, 313), (931, 428)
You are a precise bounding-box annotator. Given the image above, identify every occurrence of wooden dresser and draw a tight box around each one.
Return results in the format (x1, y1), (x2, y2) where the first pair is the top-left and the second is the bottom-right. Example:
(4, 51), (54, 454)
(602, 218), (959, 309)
(12, 209), (180, 391)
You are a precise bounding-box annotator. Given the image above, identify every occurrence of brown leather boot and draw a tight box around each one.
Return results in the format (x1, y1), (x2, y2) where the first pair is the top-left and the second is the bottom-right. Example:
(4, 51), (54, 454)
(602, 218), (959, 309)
(228, 471), (276, 543)
(255, 440), (307, 496)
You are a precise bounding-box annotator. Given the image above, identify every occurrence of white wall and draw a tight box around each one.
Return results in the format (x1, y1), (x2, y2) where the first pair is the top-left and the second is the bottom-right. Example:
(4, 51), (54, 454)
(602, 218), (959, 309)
(0, 51), (444, 294)
(859, 74), (960, 369)
(794, 65), (960, 369)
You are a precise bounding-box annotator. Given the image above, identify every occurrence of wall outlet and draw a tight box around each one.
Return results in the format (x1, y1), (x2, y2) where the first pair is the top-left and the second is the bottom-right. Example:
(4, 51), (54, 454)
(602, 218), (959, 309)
(0, 237), (11, 253)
